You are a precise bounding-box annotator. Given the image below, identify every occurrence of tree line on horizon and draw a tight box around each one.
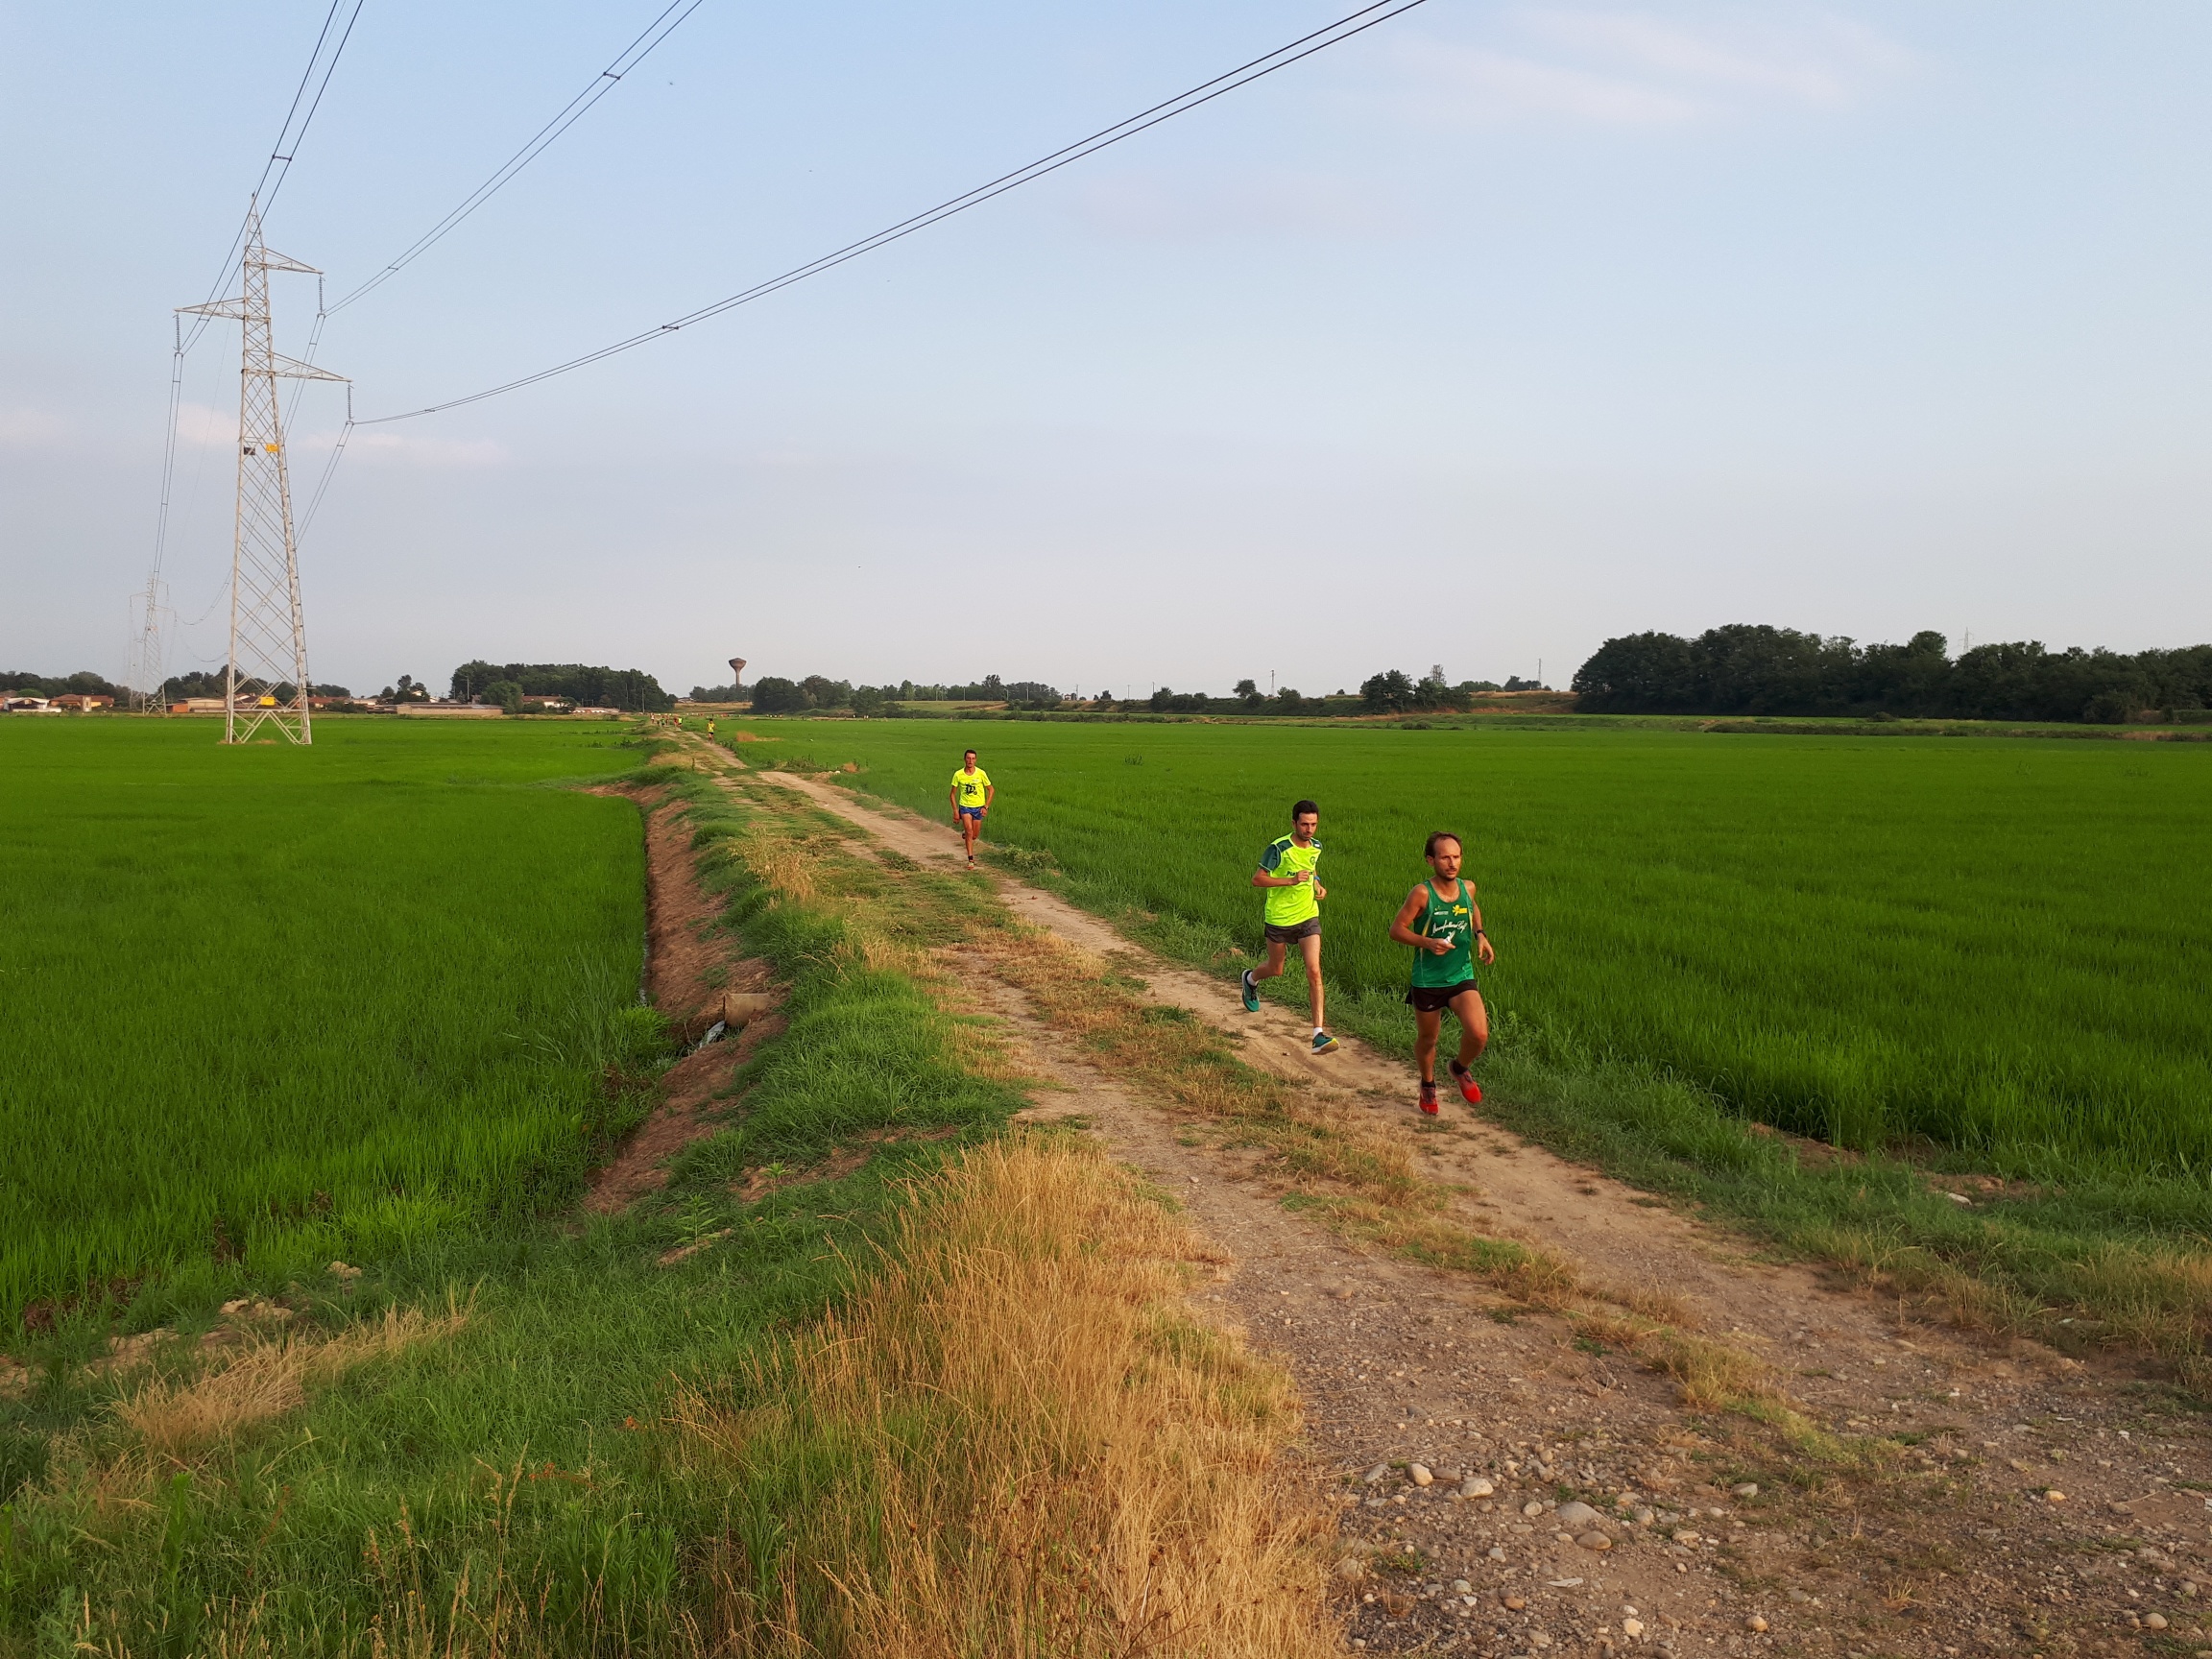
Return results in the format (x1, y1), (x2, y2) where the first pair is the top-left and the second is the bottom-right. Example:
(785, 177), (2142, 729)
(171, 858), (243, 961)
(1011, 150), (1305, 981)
(1571, 626), (2212, 723)
(689, 670), (1552, 716)
(448, 661), (674, 712)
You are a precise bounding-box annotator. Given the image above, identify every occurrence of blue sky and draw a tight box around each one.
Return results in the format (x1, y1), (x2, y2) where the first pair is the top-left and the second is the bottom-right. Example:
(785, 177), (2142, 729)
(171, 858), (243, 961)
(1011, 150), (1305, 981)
(5, 1), (2209, 697)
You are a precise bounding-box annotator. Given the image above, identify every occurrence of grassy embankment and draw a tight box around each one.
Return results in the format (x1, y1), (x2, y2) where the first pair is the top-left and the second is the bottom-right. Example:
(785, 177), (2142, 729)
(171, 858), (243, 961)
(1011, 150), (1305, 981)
(2, 748), (1327, 1656)
(716, 718), (2212, 1364)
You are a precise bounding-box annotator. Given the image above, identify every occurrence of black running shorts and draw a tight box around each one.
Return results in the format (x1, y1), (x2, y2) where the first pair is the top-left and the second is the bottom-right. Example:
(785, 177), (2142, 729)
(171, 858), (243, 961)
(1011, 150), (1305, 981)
(1405, 980), (1479, 1013)
(1262, 918), (1322, 944)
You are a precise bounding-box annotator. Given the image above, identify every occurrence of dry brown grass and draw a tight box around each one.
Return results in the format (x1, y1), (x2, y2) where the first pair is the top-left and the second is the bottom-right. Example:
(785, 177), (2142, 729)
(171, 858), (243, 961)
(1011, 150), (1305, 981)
(671, 1135), (1336, 1659)
(117, 1302), (468, 1464)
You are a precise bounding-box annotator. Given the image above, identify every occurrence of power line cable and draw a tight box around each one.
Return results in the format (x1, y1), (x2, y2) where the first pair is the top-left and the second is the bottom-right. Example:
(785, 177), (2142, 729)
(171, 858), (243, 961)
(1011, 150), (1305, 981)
(180, 0), (368, 356)
(289, 0), (704, 534)
(359, 0), (1427, 424)
(324, 0), (707, 319)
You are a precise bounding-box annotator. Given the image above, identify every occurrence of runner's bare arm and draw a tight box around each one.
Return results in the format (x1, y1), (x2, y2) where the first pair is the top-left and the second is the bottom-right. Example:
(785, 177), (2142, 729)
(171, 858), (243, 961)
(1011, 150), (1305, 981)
(1472, 899), (1496, 965)
(1252, 866), (1306, 888)
(1389, 886), (1453, 953)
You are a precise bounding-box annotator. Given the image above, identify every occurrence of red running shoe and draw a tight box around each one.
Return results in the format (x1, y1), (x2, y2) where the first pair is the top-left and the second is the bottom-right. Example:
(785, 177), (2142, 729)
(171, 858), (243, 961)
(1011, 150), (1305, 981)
(1450, 1060), (1482, 1105)
(1419, 1082), (1440, 1117)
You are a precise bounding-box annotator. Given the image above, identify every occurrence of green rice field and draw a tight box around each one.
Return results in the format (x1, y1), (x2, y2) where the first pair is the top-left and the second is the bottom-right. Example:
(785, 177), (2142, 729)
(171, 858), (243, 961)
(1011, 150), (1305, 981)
(727, 718), (2212, 1180)
(0, 717), (648, 1322)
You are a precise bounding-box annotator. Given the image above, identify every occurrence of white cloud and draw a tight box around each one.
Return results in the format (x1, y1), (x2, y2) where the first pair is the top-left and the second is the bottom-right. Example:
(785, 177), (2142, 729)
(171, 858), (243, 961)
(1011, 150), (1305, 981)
(0, 407), (76, 447)
(1525, 7), (1917, 107)
(1379, 4), (1917, 130)
(173, 405), (501, 468)
(1386, 43), (1705, 127)
(1072, 171), (1407, 241)
(176, 401), (236, 447)
(298, 428), (509, 469)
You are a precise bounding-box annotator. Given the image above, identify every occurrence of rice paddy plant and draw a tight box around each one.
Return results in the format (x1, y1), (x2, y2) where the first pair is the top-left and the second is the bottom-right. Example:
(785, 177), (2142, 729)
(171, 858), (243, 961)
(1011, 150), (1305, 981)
(717, 718), (2212, 1181)
(4, 779), (1322, 1659)
(0, 717), (651, 1323)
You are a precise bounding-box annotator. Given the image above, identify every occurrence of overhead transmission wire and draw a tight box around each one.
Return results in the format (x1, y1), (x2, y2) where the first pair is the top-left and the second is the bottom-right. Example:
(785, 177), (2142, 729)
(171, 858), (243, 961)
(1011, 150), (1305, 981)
(142, 0), (366, 699)
(358, 0), (1430, 426)
(180, 0), (367, 356)
(295, 0), (712, 532)
(322, 0), (706, 320)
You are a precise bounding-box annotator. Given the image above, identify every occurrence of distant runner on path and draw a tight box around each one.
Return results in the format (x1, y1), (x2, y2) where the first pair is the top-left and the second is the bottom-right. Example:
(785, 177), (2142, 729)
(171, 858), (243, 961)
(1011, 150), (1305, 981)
(1240, 799), (1339, 1055)
(1387, 831), (1495, 1116)
(949, 749), (994, 867)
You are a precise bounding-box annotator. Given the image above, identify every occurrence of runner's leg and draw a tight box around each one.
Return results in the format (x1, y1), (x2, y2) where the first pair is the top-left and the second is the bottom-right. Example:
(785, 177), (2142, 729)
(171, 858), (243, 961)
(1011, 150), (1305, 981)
(1450, 988), (1489, 1065)
(1251, 939), (1290, 983)
(1414, 1006), (1443, 1083)
(1297, 932), (1325, 1030)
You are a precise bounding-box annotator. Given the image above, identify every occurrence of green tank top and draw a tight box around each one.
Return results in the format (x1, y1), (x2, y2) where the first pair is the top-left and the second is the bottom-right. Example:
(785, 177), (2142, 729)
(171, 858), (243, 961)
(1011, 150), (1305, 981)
(1408, 879), (1478, 988)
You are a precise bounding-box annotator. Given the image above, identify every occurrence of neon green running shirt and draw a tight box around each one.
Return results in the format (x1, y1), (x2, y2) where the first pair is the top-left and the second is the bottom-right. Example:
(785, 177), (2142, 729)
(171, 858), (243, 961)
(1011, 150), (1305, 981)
(1258, 834), (1322, 926)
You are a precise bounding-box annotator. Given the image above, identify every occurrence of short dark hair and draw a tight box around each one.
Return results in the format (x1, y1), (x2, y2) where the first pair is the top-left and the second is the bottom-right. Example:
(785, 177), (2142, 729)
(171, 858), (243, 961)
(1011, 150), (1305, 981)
(1425, 830), (1462, 858)
(1291, 799), (1319, 821)
(963, 749), (977, 759)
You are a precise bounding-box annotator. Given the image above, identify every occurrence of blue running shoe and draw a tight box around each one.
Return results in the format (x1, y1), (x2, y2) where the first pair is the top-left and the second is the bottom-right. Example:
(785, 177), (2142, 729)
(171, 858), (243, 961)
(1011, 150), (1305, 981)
(1311, 1028), (1340, 1055)
(1240, 969), (1261, 1013)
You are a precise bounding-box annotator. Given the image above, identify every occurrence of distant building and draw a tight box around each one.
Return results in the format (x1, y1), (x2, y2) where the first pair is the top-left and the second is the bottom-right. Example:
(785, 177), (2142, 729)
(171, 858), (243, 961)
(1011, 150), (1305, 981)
(48, 694), (114, 710)
(3, 696), (55, 713)
(396, 703), (503, 718)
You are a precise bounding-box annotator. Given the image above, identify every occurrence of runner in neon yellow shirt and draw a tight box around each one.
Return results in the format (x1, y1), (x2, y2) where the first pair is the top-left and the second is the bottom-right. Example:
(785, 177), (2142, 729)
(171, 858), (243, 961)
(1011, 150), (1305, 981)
(1239, 798), (1339, 1055)
(949, 749), (994, 867)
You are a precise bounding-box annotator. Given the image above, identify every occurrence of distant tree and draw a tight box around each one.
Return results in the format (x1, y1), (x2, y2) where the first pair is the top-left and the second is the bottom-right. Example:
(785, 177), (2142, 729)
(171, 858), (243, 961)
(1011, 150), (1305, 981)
(800, 674), (852, 709)
(750, 676), (806, 713)
(4, 668), (129, 699)
(446, 660), (672, 710)
(1359, 669), (1418, 714)
(484, 680), (524, 713)
(1233, 678), (1260, 701)
(1570, 634), (1701, 711)
(1572, 625), (2212, 722)
(852, 685), (888, 716)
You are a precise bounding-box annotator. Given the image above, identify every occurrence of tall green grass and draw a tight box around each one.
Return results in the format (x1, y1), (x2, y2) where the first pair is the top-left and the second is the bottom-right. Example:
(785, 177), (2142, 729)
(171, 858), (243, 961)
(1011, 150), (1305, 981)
(0, 718), (651, 1323)
(725, 719), (2212, 1181)
(0, 771), (1027, 1654)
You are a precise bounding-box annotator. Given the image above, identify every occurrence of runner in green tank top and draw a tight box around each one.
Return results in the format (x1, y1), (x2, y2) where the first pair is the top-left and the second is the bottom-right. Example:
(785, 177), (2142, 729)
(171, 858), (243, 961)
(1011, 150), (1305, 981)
(1386, 831), (1496, 1116)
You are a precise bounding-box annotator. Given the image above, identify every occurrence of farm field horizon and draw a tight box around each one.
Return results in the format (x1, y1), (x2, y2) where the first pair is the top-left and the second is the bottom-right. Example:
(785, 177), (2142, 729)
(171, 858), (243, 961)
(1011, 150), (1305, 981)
(0, 717), (648, 1322)
(723, 717), (2212, 1186)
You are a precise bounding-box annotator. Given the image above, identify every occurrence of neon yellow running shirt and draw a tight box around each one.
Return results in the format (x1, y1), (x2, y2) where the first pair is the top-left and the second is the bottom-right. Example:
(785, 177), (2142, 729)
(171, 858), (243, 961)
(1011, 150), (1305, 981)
(951, 767), (991, 806)
(1258, 835), (1321, 926)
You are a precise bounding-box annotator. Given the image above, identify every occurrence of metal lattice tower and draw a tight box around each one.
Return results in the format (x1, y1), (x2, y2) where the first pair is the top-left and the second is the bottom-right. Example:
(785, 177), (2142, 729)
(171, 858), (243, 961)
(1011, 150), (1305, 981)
(180, 209), (346, 744)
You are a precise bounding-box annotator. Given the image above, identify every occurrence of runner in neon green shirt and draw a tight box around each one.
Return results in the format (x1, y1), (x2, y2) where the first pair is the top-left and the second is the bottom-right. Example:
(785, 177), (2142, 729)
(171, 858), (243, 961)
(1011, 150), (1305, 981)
(1386, 830), (1496, 1116)
(948, 748), (994, 867)
(1239, 799), (1339, 1055)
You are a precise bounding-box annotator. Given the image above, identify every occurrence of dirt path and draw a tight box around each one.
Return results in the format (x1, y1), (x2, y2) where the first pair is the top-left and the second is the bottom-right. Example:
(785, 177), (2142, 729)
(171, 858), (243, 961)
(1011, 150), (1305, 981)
(709, 757), (2212, 1657)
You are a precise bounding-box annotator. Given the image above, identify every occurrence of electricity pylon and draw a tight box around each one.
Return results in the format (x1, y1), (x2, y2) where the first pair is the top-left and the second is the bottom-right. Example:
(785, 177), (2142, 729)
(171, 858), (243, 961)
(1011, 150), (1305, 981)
(180, 208), (346, 744)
